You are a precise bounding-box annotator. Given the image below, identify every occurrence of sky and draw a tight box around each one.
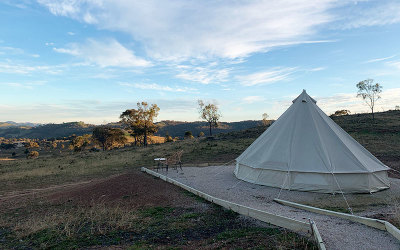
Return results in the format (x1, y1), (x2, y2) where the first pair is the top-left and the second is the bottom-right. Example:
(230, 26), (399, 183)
(0, 0), (399, 124)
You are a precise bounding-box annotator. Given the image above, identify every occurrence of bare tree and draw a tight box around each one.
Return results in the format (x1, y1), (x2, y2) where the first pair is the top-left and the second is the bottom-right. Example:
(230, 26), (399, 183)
(356, 79), (382, 120)
(198, 100), (221, 136)
(262, 113), (269, 126)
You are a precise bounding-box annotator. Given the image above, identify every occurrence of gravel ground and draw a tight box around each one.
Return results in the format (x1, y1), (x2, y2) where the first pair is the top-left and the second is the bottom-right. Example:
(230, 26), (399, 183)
(157, 165), (400, 250)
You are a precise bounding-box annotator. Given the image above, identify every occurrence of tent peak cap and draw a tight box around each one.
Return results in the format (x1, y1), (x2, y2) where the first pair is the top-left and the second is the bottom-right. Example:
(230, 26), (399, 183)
(292, 89), (317, 104)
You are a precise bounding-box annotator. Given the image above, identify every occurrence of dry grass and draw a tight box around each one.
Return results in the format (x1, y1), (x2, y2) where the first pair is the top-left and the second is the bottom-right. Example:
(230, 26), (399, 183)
(8, 202), (138, 238)
(0, 137), (252, 195)
(0, 197), (316, 249)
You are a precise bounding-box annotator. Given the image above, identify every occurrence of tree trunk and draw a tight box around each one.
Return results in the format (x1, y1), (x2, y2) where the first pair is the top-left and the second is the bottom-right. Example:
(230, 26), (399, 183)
(209, 122), (212, 136)
(144, 126), (148, 147)
(372, 107), (375, 120)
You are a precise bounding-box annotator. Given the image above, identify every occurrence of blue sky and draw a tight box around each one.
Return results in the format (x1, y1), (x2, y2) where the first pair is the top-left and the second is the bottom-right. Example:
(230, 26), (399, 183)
(0, 0), (399, 124)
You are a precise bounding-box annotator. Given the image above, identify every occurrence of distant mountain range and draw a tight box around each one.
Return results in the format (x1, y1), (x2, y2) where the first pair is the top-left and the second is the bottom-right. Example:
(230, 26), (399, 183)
(0, 120), (263, 139)
(0, 122), (95, 139)
(0, 121), (41, 128)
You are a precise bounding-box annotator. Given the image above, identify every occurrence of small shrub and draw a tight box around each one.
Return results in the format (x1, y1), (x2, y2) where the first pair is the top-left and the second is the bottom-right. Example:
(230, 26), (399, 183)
(184, 131), (194, 139)
(27, 151), (39, 159)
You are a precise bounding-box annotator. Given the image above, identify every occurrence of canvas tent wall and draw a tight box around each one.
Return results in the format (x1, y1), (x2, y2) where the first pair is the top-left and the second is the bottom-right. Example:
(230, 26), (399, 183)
(235, 90), (390, 193)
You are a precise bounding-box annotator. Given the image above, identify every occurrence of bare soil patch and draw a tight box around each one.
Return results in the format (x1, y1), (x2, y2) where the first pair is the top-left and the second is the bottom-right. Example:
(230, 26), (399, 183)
(46, 170), (196, 208)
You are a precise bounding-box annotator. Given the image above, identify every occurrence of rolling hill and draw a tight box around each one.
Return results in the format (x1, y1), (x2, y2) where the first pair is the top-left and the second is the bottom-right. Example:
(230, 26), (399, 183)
(0, 120), (263, 139)
(155, 120), (262, 138)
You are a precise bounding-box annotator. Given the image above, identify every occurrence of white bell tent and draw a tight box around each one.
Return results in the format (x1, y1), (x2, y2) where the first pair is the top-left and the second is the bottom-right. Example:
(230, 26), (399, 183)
(235, 90), (390, 193)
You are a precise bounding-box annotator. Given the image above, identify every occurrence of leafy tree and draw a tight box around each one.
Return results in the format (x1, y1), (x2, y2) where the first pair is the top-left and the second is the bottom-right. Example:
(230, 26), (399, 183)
(198, 100), (221, 136)
(120, 102), (160, 147)
(184, 131), (194, 139)
(24, 141), (39, 149)
(395, 105), (400, 111)
(261, 113), (270, 126)
(331, 110), (351, 117)
(92, 126), (127, 151)
(356, 79), (382, 120)
(69, 134), (91, 152)
(198, 131), (205, 137)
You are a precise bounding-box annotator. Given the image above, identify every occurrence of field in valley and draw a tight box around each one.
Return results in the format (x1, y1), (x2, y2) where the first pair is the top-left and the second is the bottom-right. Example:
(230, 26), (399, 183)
(0, 110), (399, 248)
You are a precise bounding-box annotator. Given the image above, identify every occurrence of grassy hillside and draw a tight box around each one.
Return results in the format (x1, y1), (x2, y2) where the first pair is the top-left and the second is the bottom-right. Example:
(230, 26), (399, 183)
(155, 120), (261, 138)
(0, 121), (39, 129)
(0, 122), (95, 139)
(0, 120), (262, 139)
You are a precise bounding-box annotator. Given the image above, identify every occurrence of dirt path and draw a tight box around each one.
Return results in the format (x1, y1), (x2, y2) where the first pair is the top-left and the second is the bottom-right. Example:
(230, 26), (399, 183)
(159, 166), (400, 250)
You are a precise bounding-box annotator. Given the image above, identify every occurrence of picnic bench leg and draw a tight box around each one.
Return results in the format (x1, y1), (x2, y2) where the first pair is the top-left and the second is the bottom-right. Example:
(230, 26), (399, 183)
(179, 161), (182, 171)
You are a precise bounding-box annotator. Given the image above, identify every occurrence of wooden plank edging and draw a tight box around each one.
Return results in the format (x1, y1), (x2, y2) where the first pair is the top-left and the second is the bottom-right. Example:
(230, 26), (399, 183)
(309, 219), (326, 250)
(274, 198), (400, 242)
(141, 167), (311, 234)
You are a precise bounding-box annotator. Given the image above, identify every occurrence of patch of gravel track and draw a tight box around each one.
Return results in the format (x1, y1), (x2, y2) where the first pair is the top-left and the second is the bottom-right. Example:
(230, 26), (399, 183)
(159, 165), (400, 250)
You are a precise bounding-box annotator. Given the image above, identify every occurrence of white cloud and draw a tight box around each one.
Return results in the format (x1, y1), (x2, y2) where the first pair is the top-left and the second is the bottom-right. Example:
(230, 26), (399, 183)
(38, 0), (335, 61)
(238, 67), (297, 86)
(309, 67), (326, 72)
(317, 88), (400, 114)
(242, 96), (265, 104)
(174, 64), (230, 84)
(386, 60), (400, 70)
(338, 1), (400, 29)
(53, 38), (151, 67)
(1, 81), (46, 90)
(364, 55), (397, 64)
(119, 82), (197, 93)
(0, 61), (62, 74)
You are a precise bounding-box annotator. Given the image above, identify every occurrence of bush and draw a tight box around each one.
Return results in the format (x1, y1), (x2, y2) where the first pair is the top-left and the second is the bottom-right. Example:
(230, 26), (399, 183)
(164, 132), (173, 142)
(331, 110), (351, 117)
(184, 131), (194, 139)
(165, 135), (173, 142)
(27, 151), (39, 159)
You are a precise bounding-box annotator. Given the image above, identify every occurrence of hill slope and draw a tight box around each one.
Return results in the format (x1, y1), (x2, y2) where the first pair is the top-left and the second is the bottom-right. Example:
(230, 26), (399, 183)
(0, 122), (95, 139)
(155, 120), (261, 138)
(0, 120), (262, 139)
